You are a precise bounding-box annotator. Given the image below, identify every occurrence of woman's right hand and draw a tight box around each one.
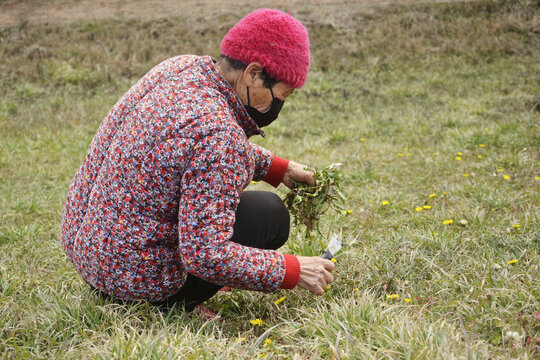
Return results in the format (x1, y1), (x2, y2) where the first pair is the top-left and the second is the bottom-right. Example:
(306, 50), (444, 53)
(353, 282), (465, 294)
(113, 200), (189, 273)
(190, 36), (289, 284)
(296, 256), (335, 295)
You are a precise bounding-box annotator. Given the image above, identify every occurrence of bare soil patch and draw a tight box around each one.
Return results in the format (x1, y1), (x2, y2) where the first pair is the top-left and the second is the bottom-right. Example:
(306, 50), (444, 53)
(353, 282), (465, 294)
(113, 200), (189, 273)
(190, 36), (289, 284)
(1, 0), (439, 28)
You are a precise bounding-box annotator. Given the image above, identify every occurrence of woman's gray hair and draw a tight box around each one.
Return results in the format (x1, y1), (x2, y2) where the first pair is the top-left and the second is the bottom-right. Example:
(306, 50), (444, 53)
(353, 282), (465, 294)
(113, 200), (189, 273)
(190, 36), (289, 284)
(219, 54), (279, 89)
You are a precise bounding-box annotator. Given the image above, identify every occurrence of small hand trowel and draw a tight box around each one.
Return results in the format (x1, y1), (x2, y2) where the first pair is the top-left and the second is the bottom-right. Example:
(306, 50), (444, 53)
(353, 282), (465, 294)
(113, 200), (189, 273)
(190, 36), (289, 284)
(321, 233), (342, 260)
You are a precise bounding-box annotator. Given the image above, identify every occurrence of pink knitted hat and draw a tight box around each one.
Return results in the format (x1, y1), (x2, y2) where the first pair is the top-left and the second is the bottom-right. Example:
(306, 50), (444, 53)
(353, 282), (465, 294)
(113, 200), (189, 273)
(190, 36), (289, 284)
(220, 8), (310, 89)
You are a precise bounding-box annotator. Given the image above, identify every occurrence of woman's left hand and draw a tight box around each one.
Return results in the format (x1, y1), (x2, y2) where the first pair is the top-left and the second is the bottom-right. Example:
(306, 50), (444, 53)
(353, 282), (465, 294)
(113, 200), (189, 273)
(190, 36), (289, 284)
(282, 161), (315, 189)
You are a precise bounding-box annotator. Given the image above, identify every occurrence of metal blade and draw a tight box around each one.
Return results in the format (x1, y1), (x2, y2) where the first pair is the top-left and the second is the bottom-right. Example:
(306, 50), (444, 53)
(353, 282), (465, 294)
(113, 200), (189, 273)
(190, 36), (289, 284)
(321, 233), (342, 260)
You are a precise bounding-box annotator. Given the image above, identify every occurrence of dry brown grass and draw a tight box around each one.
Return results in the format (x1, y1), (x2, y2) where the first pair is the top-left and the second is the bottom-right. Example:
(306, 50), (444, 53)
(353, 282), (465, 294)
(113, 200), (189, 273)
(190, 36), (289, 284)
(1, 0), (538, 89)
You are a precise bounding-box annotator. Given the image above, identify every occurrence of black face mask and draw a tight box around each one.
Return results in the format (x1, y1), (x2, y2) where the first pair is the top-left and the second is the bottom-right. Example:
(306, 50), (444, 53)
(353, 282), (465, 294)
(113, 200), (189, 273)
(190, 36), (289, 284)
(245, 86), (284, 128)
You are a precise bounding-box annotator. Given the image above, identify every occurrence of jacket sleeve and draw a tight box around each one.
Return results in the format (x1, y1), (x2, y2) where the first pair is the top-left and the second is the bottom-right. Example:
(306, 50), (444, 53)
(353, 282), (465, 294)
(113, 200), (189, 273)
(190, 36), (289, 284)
(177, 130), (289, 292)
(249, 142), (289, 188)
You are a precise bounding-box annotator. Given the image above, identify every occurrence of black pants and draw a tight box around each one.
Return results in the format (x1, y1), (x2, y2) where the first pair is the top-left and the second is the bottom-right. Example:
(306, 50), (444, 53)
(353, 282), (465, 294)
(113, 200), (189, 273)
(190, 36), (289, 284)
(93, 191), (290, 310)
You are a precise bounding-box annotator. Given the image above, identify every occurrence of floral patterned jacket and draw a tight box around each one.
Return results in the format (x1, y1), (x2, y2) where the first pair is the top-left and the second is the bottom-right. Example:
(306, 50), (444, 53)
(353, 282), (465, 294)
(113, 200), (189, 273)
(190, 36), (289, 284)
(60, 55), (300, 301)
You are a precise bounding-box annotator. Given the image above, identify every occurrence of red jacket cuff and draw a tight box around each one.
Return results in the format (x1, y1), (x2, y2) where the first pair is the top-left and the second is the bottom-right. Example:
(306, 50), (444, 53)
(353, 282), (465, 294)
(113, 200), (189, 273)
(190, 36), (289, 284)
(263, 156), (289, 188)
(280, 254), (301, 289)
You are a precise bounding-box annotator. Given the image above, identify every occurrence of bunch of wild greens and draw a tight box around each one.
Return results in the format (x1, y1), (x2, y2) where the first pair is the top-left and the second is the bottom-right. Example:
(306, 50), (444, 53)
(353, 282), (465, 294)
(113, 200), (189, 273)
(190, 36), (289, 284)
(284, 163), (346, 239)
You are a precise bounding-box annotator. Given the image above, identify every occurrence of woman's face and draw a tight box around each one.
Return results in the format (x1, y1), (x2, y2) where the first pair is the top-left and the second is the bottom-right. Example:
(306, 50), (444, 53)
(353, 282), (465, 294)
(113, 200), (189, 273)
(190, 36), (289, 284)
(237, 62), (294, 113)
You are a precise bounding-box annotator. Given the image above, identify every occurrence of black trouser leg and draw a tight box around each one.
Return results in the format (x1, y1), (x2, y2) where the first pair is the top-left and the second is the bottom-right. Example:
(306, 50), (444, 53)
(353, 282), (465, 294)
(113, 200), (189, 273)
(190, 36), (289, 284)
(155, 190), (290, 310)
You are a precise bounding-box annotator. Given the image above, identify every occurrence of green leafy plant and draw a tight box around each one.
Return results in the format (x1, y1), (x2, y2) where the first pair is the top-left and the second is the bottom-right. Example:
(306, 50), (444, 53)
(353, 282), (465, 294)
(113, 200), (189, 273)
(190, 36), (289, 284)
(284, 163), (347, 240)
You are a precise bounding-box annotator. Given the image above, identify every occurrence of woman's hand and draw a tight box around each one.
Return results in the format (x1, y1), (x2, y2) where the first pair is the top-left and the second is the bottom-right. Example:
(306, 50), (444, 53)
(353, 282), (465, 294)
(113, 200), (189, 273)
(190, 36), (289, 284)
(282, 161), (315, 189)
(296, 256), (335, 295)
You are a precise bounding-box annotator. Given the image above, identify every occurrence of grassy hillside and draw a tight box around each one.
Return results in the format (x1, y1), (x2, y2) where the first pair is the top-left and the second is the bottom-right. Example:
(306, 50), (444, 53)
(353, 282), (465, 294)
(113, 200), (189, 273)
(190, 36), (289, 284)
(0, 0), (539, 358)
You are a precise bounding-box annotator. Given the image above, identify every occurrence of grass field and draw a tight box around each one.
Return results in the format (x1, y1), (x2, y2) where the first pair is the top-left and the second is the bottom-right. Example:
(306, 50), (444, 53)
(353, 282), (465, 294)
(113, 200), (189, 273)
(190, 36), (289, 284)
(1, 0), (539, 358)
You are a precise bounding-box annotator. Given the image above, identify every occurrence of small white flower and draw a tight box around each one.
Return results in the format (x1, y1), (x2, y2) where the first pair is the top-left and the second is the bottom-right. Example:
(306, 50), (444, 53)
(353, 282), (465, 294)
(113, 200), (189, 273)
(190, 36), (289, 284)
(505, 331), (521, 342)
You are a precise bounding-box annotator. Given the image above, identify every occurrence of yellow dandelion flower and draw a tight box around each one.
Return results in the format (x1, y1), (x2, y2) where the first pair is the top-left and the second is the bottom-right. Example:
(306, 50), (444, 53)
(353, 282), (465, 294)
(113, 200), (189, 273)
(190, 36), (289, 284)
(415, 207), (423, 212)
(507, 259), (518, 265)
(274, 296), (286, 305)
(433, 232), (438, 235)
(433, 152), (439, 156)
(397, 153), (403, 157)
(353, 288), (360, 292)
(259, 353), (267, 358)
(463, 173), (469, 178)
(477, 155), (483, 159)
(429, 193), (437, 198)
(369, 199), (373, 203)
(535, 176), (540, 180)
(498, 167), (503, 172)
(264, 339), (273, 346)
(250, 319), (263, 326)
(443, 192), (448, 196)
(251, 181), (260, 184)
(361, 138), (366, 142)
(331, 257), (336, 263)
(443, 219), (454, 225)
(237, 337), (246, 342)
(404, 298), (411, 303)
(386, 294), (400, 300)
(504, 174), (510, 180)
(479, 144), (486, 148)
(423, 205), (432, 210)
(455, 156), (462, 161)
(457, 152), (462, 156)
(342, 209), (353, 215)
(382, 200), (389, 206)
(512, 224), (520, 228)
(325, 284), (331, 291)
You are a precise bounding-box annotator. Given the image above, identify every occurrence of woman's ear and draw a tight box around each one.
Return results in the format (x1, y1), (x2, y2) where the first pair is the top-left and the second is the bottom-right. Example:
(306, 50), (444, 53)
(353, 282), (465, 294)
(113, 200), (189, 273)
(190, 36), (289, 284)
(242, 62), (263, 86)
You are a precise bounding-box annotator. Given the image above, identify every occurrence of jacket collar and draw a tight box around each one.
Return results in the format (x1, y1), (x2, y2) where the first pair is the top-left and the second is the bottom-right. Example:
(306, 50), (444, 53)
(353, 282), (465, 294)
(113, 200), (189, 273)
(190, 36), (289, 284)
(202, 56), (265, 138)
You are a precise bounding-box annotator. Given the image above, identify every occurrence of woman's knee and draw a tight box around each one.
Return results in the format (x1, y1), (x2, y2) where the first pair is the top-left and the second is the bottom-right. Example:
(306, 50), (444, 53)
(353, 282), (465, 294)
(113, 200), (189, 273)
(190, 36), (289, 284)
(233, 191), (290, 249)
(263, 192), (290, 247)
